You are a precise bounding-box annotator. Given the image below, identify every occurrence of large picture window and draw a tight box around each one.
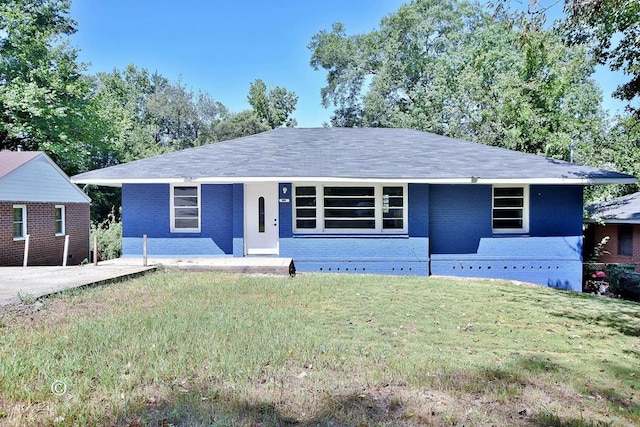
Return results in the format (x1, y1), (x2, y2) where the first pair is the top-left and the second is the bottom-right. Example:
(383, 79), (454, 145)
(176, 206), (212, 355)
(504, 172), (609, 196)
(492, 185), (529, 233)
(13, 205), (26, 240)
(171, 185), (200, 232)
(293, 184), (406, 233)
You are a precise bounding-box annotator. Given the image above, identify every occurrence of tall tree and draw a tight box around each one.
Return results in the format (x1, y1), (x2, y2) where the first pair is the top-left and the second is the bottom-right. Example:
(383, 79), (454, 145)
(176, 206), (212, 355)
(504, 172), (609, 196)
(247, 79), (298, 128)
(0, 0), (108, 174)
(309, 0), (607, 160)
(563, 0), (639, 117)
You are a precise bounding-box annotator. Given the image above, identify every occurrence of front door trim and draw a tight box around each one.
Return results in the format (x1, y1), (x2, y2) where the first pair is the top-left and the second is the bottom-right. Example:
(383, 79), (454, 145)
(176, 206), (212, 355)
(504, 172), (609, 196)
(244, 183), (279, 255)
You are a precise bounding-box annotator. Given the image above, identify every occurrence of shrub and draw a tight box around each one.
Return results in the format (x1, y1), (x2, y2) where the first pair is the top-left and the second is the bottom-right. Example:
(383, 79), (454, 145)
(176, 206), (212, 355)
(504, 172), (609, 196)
(91, 209), (122, 261)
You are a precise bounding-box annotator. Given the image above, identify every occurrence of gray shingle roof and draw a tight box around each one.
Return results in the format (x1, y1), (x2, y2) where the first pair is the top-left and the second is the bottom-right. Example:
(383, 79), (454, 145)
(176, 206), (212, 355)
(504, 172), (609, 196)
(586, 192), (640, 223)
(71, 128), (636, 185)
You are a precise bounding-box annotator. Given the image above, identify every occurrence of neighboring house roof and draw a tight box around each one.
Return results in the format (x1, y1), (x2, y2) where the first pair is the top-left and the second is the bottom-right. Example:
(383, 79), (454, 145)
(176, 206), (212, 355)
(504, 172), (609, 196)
(71, 127), (636, 187)
(586, 192), (640, 224)
(0, 151), (41, 179)
(0, 151), (91, 203)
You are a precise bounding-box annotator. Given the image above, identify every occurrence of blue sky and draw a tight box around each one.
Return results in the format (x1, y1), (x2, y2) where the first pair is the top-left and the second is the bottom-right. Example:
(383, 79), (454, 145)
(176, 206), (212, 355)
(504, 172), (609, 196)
(69, 0), (625, 127)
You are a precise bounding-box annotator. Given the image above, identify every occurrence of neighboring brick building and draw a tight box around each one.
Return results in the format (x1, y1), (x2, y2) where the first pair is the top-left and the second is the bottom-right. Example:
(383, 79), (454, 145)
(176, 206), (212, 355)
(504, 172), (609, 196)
(0, 150), (90, 266)
(585, 192), (640, 271)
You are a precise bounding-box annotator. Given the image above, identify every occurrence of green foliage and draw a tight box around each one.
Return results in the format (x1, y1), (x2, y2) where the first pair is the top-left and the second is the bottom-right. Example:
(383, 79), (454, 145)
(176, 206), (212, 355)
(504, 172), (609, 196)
(309, 0), (607, 160)
(563, 0), (639, 114)
(247, 79), (298, 128)
(90, 209), (122, 261)
(0, 0), (112, 175)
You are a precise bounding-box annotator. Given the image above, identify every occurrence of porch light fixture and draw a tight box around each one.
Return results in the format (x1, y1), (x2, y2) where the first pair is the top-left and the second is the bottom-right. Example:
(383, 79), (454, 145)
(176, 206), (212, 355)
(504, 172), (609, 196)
(471, 176), (479, 183)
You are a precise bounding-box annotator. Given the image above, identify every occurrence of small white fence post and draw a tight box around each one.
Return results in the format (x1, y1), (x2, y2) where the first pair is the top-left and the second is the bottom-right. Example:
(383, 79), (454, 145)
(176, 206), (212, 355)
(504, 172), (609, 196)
(93, 234), (98, 266)
(62, 235), (69, 267)
(143, 234), (148, 267)
(22, 234), (30, 267)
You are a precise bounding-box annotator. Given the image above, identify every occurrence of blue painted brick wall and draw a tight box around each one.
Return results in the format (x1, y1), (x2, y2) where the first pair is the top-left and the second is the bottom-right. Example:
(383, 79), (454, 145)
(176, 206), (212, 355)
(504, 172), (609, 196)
(530, 185), (583, 236)
(122, 183), (235, 256)
(429, 185), (492, 254)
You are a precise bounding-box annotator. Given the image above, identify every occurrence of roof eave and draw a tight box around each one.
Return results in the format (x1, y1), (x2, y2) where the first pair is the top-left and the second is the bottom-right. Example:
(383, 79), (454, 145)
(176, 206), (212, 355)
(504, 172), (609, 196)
(71, 176), (637, 186)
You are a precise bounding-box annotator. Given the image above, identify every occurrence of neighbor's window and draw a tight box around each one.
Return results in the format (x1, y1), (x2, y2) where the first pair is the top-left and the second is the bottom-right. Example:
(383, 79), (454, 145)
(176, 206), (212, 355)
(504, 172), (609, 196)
(492, 185), (529, 233)
(13, 205), (26, 240)
(293, 184), (406, 233)
(618, 224), (633, 256)
(54, 205), (65, 236)
(171, 185), (200, 232)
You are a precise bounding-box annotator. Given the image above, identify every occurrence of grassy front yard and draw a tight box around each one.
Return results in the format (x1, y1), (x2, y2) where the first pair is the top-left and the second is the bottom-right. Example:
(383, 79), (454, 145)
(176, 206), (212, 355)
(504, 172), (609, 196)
(1, 271), (639, 426)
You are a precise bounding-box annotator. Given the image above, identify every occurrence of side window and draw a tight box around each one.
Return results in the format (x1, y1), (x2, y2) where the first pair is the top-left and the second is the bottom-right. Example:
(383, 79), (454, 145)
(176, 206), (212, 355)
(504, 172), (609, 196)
(13, 205), (27, 240)
(55, 205), (65, 236)
(618, 224), (633, 256)
(171, 185), (200, 232)
(492, 186), (529, 233)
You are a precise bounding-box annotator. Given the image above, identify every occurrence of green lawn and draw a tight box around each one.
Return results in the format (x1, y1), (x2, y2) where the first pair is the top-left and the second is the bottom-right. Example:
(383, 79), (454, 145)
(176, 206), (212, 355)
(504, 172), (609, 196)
(1, 271), (639, 426)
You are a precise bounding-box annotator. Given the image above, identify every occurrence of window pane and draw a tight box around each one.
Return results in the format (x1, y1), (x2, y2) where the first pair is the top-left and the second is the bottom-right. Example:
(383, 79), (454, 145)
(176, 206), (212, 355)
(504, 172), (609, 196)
(13, 222), (22, 238)
(383, 219), (404, 229)
(325, 208), (375, 218)
(296, 219), (316, 229)
(296, 208), (316, 218)
(55, 208), (62, 221)
(296, 186), (316, 196)
(388, 198), (404, 207)
(383, 186), (403, 196)
(494, 198), (524, 208)
(325, 198), (375, 208)
(174, 187), (197, 197)
(295, 197), (316, 207)
(174, 196), (198, 207)
(494, 209), (523, 219)
(324, 187), (374, 197)
(175, 208), (199, 218)
(258, 197), (265, 233)
(175, 218), (198, 229)
(494, 187), (523, 197)
(493, 219), (523, 229)
(13, 208), (22, 222)
(325, 219), (375, 229)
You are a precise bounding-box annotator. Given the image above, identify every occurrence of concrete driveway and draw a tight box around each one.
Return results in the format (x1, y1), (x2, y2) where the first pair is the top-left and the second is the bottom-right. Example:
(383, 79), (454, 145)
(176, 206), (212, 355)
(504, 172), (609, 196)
(0, 265), (155, 305)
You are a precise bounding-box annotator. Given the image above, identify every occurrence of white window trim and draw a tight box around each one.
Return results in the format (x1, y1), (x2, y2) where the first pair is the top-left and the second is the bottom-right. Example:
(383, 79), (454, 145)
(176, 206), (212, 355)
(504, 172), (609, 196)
(492, 185), (529, 234)
(54, 205), (66, 236)
(13, 205), (27, 241)
(170, 184), (201, 233)
(293, 183), (408, 234)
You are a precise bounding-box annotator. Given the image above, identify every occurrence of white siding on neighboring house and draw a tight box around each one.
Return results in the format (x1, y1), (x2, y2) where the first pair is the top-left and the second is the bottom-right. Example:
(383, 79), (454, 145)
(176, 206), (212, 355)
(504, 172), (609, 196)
(0, 155), (90, 203)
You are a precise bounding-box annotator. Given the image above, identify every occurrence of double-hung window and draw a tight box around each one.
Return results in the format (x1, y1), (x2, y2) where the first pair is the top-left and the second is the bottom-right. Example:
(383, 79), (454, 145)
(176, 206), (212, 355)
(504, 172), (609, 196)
(171, 185), (200, 232)
(492, 185), (529, 233)
(13, 205), (26, 240)
(54, 205), (65, 236)
(294, 184), (406, 233)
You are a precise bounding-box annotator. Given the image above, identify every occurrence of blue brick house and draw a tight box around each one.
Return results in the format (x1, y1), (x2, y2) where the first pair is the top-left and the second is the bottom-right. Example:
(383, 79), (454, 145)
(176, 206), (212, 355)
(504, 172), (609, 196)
(72, 128), (635, 290)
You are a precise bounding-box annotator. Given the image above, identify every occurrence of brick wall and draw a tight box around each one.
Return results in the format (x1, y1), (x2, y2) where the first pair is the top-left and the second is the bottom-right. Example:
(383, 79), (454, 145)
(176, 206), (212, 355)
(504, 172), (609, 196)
(0, 202), (89, 266)
(591, 223), (640, 271)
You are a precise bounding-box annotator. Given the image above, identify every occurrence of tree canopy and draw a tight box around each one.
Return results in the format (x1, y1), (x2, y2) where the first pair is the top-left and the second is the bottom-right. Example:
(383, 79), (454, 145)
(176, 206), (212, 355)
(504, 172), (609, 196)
(309, 0), (608, 161)
(0, 0), (111, 174)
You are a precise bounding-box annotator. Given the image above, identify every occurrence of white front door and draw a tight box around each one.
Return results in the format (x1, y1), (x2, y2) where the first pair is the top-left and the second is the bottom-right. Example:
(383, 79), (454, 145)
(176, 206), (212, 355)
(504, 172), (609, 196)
(245, 183), (279, 255)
